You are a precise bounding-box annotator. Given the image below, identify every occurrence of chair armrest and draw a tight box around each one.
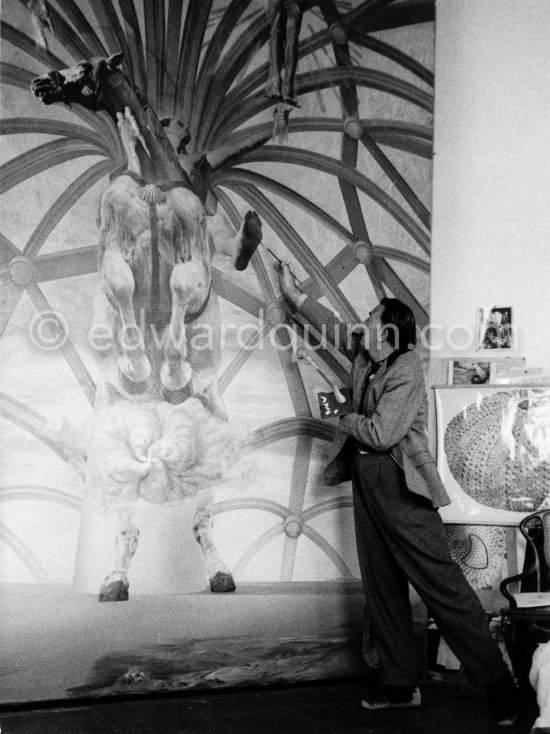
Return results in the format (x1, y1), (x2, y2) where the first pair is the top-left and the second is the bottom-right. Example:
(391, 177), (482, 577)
(500, 572), (526, 608)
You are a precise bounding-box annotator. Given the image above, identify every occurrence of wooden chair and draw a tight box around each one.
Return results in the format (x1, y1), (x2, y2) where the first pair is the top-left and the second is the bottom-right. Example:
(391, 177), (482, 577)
(500, 510), (550, 722)
(501, 510), (550, 608)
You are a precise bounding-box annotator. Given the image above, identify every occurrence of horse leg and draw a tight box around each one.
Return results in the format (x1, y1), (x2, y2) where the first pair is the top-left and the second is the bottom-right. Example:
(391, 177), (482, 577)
(98, 506), (140, 602)
(160, 260), (209, 402)
(281, 1), (303, 104)
(193, 489), (235, 592)
(101, 248), (151, 384)
(265, 0), (285, 100)
(187, 293), (227, 420)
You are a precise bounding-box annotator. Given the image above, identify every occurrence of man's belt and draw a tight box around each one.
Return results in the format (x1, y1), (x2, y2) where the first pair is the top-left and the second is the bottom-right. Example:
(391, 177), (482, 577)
(355, 441), (387, 456)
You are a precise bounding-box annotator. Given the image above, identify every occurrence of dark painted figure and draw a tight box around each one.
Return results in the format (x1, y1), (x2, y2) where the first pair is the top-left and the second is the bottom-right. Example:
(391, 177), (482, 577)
(265, 0), (303, 106)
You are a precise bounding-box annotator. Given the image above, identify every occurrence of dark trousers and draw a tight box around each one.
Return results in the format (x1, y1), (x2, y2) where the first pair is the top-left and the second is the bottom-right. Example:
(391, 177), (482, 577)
(351, 450), (509, 687)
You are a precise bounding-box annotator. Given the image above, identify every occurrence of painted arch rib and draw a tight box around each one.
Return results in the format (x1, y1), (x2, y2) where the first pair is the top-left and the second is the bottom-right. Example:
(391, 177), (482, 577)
(250, 417), (336, 448)
(222, 181), (359, 325)
(291, 321), (349, 385)
(326, 3), (388, 303)
(360, 129), (430, 228)
(214, 169), (429, 278)
(213, 498), (289, 519)
(0, 233), (22, 260)
(340, 136), (386, 301)
(310, 245), (429, 301)
(281, 434), (314, 580)
(351, 0), (435, 32)
(232, 523), (283, 577)
(213, 167), (420, 329)
(321, 8), (388, 306)
(0, 393), (73, 462)
(237, 148), (430, 253)
(34, 247), (98, 282)
(332, 12), (431, 229)
(377, 259), (428, 328)
(0, 486), (82, 510)
(217, 119), (432, 164)
(218, 321), (269, 394)
(0, 523), (50, 582)
(210, 67), (433, 147)
(302, 496), (354, 521)
(300, 524), (356, 580)
(351, 31), (434, 87)
(217, 189), (312, 417)
(214, 168), (355, 250)
(24, 160), (114, 258)
(0, 279), (24, 338)
(317, 0), (357, 118)
(253, 262), (312, 418)
(27, 284), (96, 405)
(210, 267), (265, 320)
(0, 139), (106, 196)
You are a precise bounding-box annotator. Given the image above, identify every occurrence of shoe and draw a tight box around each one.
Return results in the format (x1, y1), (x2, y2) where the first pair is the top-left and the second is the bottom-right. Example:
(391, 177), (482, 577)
(485, 672), (518, 726)
(361, 685), (421, 710)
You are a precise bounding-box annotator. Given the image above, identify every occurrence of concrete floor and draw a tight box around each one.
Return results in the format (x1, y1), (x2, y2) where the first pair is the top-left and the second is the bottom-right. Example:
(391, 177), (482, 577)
(0, 672), (538, 734)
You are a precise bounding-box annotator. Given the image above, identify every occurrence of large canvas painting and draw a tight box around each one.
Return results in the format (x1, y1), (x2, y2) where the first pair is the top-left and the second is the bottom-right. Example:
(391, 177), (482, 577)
(435, 386), (550, 525)
(0, 0), (434, 702)
(435, 386), (550, 594)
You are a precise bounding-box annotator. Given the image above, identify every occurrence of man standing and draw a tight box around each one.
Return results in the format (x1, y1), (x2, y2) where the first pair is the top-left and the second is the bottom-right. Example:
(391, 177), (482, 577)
(278, 263), (517, 726)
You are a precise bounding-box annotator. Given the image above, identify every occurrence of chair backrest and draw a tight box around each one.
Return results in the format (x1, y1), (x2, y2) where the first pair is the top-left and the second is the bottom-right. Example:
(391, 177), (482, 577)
(500, 509), (550, 605)
(518, 510), (550, 593)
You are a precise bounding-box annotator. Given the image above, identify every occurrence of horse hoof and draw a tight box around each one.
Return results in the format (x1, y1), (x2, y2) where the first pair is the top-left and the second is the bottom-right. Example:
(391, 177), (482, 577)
(119, 371), (150, 395)
(98, 578), (129, 602)
(160, 359), (192, 392)
(235, 211), (262, 271)
(162, 384), (191, 405)
(264, 79), (282, 101)
(209, 571), (236, 593)
(118, 355), (151, 384)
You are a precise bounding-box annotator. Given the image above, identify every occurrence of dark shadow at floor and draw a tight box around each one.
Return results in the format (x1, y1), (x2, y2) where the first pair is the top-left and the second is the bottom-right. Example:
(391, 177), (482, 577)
(0, 672), (537, 734)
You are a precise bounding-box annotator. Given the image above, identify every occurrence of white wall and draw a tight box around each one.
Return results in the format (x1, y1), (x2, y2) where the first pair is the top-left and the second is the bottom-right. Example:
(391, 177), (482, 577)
(430, 0), (550, 366)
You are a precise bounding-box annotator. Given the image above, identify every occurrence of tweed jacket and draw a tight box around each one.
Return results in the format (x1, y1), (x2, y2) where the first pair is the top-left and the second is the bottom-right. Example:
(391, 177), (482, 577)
(297, 296), (451, 509)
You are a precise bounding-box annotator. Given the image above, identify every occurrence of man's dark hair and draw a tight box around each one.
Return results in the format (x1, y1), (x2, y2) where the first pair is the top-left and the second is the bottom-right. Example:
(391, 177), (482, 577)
(379, 297), (416, 353)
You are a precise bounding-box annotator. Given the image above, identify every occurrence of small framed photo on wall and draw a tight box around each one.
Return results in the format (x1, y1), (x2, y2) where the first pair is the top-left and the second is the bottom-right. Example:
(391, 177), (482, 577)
(477, 306), (514, 350)
(448, 360), (491, 385)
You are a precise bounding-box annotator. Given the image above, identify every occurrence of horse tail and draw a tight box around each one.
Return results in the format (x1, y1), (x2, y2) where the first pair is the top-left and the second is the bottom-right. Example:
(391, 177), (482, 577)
(148, 202), (160, 318)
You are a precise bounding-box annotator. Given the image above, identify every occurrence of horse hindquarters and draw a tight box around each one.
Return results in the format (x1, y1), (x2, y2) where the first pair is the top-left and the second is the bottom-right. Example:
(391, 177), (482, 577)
(98, 183), (152, 387)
